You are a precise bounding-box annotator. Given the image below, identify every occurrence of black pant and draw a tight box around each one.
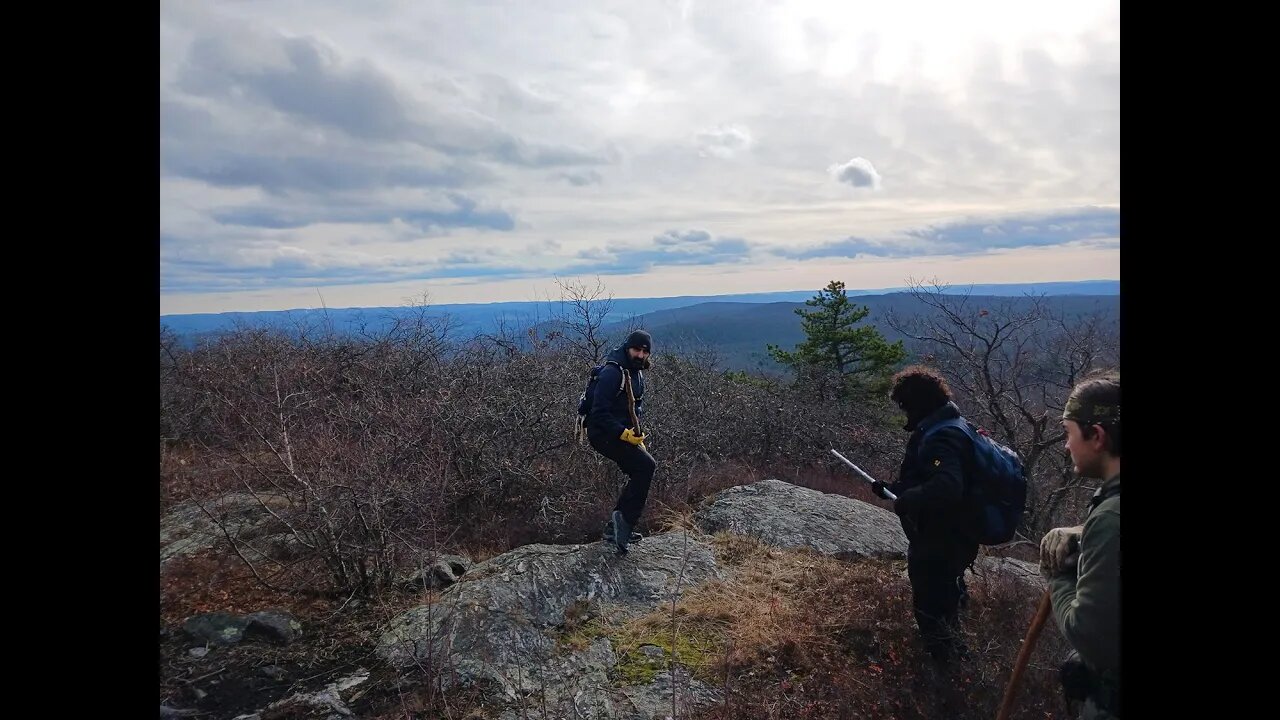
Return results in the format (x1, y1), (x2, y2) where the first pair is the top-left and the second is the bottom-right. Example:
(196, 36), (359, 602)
(589, 434), (656, 526)
(907, 541), (979, 658)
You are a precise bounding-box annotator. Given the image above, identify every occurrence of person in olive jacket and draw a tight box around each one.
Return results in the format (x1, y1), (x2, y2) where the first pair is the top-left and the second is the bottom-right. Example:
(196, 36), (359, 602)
(1040, 371), (1121, 719)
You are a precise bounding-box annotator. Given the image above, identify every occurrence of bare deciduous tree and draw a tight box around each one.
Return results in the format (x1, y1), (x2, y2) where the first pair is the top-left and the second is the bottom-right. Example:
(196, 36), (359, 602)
(553, 276), (616, 365)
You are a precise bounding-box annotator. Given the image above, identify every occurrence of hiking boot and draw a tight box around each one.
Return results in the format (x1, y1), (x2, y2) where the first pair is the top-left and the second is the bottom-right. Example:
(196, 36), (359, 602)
(612, 510), (631, 554)
(602, 518), (643, 544)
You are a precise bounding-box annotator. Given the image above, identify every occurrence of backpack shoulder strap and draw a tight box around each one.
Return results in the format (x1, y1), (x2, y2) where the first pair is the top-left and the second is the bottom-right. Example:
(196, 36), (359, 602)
(920, 417), (969, 441)
(602, 359), (625, 394)
(917, 418), (978, 469)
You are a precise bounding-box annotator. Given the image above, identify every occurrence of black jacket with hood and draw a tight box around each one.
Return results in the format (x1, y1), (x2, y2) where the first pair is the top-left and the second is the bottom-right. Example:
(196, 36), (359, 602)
(890, 400), (979, 550)
(585, 345), (646, 442)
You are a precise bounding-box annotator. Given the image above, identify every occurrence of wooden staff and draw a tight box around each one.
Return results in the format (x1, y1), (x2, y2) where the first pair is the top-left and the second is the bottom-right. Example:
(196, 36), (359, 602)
(996, 591), (1053, 720)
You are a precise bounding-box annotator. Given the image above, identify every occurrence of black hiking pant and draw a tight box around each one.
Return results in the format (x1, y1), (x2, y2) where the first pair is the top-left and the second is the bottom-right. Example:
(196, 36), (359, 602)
(588, 434), (656, 527)
(907, 540), (979, 660)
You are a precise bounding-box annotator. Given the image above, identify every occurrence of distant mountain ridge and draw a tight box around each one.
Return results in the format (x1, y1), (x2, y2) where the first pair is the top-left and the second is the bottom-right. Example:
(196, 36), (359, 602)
(160, 280), (1119, 342)
(607, 293), (1119, 371)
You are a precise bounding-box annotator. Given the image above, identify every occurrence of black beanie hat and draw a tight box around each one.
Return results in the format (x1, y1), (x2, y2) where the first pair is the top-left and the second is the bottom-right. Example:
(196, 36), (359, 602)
(625, 330), (653, 352)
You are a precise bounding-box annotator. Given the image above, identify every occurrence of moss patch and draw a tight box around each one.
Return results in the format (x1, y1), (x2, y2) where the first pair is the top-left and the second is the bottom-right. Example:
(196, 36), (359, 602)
(607, 608), (724, 686)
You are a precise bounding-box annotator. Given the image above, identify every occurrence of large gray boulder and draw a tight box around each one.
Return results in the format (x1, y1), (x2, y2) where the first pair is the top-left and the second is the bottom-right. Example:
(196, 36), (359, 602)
(378, 532), (724, 719)
(696, 479), (1045, 592)
(693, 478), (908, 558)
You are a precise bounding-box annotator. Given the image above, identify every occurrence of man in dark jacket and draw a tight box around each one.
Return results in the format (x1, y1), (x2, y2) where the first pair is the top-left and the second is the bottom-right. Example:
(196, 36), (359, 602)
(871, 366), (979, 664)
(1040, 371), (1120, 719)
(587, 330), (655, 554)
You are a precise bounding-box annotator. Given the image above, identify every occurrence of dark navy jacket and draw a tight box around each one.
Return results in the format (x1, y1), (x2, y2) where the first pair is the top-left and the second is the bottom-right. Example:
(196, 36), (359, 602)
(586, 345), (645, 441)
(890, 401), (979, 549)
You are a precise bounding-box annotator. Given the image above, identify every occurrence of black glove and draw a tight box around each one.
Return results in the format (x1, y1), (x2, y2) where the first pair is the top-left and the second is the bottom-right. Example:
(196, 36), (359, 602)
(870, 480), (893, 500)
(893, 490), (921, 517)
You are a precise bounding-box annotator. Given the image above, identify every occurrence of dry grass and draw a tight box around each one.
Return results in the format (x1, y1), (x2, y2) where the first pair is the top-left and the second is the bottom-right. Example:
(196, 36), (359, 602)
(562, 533), (1075, 720)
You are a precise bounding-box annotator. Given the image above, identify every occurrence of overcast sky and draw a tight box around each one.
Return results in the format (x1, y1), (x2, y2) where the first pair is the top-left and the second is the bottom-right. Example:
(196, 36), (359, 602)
(160, 0), (1119, 315)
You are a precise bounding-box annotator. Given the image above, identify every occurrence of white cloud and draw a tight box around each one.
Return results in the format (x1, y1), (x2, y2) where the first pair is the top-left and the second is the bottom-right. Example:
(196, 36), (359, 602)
(827, 157), (882, 189)
(160, 0), (1119, 314)
(696, 124), (753, 159)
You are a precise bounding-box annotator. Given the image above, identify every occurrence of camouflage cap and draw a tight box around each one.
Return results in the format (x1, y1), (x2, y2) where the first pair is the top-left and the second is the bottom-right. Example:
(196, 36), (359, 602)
(1063, 396), (1120, 425)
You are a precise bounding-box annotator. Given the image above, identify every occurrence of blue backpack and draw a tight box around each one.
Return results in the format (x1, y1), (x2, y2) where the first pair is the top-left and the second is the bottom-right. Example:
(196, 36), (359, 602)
(921, 417), (1028, 545)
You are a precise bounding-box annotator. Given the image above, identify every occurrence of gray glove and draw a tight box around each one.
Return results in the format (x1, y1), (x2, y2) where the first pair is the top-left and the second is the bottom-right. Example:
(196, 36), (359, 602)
(1040, 525), (1084, 577)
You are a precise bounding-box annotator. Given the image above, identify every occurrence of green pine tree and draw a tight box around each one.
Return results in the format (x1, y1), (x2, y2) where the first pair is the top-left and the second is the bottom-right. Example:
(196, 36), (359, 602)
(768, 280), (907, 395)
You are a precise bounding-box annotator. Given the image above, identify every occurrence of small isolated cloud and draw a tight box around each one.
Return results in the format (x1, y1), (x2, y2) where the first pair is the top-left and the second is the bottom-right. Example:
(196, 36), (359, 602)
(696, 124), (753, 159)
(827, 157), (882, 189)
